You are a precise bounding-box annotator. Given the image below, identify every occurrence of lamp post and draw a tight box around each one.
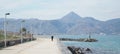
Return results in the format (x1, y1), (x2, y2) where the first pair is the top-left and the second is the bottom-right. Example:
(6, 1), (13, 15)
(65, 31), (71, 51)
(20, 20), (25, 43)
(30, 25), (33, 41)
(4, 13), (10, 47)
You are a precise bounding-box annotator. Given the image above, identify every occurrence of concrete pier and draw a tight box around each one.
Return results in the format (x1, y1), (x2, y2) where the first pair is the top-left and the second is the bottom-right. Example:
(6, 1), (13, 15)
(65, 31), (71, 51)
(0, 38), (62, 54)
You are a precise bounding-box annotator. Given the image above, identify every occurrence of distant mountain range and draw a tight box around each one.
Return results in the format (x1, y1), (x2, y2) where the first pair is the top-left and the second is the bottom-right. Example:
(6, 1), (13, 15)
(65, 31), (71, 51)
(0, 12), (120, 35)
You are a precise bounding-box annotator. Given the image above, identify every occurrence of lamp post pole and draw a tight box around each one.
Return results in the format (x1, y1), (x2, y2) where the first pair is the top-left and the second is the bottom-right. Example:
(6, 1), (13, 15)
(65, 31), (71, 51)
(30, 25), (33, 41)
(4, 13), (10, 47)
(20, 21), (23, 43)
(20, 20), (25, 43)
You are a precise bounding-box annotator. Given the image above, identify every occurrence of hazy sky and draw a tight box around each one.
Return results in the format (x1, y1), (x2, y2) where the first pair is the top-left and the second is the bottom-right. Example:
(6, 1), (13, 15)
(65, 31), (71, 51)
(0, 0), (120, 21)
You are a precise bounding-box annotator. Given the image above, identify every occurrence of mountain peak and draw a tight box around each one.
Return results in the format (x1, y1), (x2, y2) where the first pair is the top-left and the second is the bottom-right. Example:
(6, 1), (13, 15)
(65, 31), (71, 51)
(69, 11), (78, 15)
(66, 11), (81, 17)
(61, 11), (81, 22)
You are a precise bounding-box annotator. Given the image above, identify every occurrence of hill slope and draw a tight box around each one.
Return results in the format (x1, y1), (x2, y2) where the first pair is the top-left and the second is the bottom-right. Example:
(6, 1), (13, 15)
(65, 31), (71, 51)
(0, 12), (120, 35)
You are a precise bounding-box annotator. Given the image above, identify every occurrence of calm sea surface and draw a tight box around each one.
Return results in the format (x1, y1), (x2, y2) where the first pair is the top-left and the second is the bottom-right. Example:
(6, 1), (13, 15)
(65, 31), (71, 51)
(36, 35), (120, 54)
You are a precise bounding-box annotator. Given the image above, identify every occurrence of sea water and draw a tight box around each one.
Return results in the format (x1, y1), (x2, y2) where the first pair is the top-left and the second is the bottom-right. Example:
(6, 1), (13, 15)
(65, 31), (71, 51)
(56, 35), (120, 54)
(36, 35), (120, 54)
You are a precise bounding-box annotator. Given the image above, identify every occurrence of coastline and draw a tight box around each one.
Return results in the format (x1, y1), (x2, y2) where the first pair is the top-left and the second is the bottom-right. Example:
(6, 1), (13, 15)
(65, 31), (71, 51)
(57, 39), (72, 54)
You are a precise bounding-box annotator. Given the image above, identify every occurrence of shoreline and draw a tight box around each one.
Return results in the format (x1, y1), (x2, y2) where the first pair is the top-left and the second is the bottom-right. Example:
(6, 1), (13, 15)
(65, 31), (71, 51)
(57, 39), (72, 54)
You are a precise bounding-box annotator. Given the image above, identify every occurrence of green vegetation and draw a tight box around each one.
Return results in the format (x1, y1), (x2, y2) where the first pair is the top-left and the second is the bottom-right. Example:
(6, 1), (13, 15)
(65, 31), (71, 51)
(0, 34), (4, 40)
(21, 27), (27, 36)
(0, 33), (20, 41)
(0, 27), (31, 41)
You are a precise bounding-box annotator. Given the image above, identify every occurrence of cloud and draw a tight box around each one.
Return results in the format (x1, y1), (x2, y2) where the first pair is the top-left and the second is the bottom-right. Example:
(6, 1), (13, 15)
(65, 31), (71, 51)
(0, 0), (33, 9)
(11, 9), (67, 20)
(0, 0), (120, 21)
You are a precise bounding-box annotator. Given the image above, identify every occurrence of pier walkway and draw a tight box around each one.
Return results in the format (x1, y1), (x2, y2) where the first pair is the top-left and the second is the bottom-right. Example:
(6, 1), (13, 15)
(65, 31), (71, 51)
(0, 38), (62, 54)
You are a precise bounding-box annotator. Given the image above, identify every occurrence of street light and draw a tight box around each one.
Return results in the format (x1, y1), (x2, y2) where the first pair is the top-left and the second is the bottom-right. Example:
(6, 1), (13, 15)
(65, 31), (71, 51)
(4, 13), (10, 47)
(20, 20), (25, 43)
(30, 25), (33, 41)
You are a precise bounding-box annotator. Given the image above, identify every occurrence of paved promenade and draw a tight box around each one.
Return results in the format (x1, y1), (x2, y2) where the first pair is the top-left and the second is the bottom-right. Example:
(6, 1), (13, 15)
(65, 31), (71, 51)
(0, 38), (62, 54)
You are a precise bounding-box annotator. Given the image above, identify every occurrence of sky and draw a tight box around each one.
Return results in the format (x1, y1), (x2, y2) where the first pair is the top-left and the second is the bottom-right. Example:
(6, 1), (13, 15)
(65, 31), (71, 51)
(0, 0), (120, 21)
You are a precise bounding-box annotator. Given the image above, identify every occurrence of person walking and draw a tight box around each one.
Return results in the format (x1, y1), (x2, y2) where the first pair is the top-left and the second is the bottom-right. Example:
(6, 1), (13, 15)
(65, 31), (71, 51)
(51, 36), (54, 41)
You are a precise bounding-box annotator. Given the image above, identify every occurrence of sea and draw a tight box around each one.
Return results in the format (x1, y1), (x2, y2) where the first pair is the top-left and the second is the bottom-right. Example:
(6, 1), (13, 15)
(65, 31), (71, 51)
(35, 35), (120, 54)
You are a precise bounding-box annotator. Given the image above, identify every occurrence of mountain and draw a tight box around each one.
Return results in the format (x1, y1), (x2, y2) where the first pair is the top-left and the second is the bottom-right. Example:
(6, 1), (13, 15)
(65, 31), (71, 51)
(103, 18), (120, 34)
(0, 12), (120, 35)
(62, 12), (81, 20)
(60, 12), (82, 23)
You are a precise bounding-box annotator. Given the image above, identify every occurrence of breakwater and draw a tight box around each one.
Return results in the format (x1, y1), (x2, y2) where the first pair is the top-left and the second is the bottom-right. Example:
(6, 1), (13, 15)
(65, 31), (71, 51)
(59, 38), (98, 42)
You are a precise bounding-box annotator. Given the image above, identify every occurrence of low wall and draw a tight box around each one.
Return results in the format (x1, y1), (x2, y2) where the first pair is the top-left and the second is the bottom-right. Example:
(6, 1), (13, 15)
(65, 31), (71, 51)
(0, 38), (36, 48)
